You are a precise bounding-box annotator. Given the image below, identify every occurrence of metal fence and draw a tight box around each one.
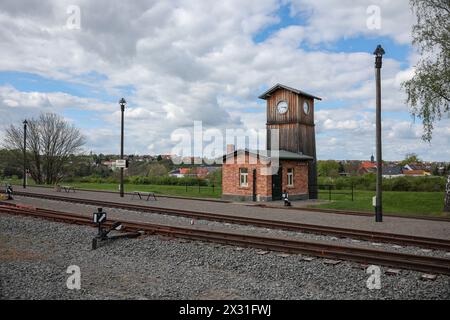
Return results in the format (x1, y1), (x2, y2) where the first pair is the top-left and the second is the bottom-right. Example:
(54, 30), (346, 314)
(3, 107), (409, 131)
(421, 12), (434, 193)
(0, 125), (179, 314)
(313, 184), (354, 201)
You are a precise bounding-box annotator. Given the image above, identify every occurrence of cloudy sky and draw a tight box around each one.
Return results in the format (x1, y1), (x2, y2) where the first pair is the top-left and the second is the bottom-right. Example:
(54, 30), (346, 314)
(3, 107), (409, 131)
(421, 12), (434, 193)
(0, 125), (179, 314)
(0, 0), (449, 161)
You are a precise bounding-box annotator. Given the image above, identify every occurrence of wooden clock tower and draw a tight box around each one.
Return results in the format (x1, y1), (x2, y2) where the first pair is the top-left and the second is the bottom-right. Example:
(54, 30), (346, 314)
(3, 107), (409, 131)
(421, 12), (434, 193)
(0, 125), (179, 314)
(259, 84), (322, 199)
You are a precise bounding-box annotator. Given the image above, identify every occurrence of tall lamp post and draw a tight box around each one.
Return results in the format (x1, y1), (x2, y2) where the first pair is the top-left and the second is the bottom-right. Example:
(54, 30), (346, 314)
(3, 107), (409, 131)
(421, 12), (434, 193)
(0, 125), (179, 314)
(119, 98), (126, 197)
(23, 120), (28, 189)
(374, 45), (385, 222)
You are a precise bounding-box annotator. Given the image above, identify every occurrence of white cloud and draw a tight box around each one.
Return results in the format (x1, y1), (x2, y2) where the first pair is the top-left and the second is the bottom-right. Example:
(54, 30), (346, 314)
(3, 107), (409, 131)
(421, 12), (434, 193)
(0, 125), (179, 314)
(0, 0), (447, 160)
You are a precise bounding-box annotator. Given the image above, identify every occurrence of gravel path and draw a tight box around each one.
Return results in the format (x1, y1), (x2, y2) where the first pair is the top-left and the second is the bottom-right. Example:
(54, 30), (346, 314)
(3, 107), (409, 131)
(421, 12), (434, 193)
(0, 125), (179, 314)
(0, 213), (449, 300)
(10, 196), (450, 259)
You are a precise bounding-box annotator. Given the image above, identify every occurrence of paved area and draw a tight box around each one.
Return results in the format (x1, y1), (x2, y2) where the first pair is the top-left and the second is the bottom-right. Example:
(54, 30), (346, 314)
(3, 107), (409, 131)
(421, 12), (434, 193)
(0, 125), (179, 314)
(11, 186), (450, 240)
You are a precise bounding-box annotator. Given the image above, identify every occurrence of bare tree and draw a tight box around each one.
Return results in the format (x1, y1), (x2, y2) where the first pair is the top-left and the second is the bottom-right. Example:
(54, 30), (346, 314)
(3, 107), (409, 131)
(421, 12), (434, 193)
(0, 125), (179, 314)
(4, 113), (85, 185)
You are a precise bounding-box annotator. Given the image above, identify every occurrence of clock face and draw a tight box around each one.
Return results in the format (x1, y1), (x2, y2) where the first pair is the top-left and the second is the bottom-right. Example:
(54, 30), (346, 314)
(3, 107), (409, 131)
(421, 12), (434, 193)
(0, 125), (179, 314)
(303, 101), (310, 115)
(277, 101), (288, 114)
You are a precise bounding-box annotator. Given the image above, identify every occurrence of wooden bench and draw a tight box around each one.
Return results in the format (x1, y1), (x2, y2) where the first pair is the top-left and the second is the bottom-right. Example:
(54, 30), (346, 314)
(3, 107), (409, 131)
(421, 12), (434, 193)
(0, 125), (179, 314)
(131, 191), (157, 201)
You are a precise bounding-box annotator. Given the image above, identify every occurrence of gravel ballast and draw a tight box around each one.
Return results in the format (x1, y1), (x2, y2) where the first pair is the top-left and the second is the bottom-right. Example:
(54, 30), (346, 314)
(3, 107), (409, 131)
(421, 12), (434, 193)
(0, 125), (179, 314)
(0, 213), (449, 300)
(9, 196), (450, 258)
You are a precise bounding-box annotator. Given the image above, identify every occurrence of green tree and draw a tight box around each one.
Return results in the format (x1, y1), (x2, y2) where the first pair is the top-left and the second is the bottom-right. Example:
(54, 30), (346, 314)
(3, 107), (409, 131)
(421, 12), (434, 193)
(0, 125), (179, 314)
(318, 160), (340, 177)
(147, 163), (168, 177)
(402, 0), (450, 142)
(399, 153), (421, 166)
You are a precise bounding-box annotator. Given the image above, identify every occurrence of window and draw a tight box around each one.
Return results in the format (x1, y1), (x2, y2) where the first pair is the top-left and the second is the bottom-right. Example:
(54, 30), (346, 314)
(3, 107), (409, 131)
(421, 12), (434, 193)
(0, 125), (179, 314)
(240, 168), (248, 187)
(287, 168), (294, 187)
(303, 101), (310, 115)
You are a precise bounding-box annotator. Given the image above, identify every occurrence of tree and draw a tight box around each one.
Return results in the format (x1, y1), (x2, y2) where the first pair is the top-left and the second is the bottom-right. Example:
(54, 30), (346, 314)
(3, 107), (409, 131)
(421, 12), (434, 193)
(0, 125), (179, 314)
(399, 153), (421, 166)
(317, 160), (340, 178)
(147, 163), (168, 177)
(4, 113), (85, 185)
(402, 1), (450, 212)
(402, 0), (450, 142)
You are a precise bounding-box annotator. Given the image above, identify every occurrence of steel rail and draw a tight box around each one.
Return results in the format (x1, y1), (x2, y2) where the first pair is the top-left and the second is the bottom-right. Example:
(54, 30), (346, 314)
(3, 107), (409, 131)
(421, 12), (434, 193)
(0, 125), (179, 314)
(8, 191), (450, 251)
(1, 204), (449, 275)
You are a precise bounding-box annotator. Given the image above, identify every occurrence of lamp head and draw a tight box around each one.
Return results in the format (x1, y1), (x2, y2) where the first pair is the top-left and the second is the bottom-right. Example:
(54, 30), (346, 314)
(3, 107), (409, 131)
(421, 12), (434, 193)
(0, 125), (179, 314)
(373, 45), (385, 57)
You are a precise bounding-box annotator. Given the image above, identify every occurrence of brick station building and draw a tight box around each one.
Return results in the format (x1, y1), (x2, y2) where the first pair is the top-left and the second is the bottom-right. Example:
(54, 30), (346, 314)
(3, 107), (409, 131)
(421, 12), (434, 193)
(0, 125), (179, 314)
(221, 84), (321, 202)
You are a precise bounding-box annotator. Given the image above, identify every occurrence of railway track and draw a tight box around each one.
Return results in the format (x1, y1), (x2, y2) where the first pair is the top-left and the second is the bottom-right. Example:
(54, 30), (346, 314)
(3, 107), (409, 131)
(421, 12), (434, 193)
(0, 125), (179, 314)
(9, 190), (450, 252)
(1, 203), (450, 276)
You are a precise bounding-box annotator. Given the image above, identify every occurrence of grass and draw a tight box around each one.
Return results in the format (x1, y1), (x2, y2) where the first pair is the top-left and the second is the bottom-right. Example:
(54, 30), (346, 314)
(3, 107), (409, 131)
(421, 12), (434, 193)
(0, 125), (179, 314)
(70, 182), (222, 199)
(314, 189), (449, 218)
(4, 179), (222, 199)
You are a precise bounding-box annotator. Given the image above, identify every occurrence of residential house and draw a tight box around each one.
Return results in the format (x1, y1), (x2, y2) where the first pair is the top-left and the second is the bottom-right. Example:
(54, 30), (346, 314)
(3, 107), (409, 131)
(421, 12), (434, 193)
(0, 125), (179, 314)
(403, 170), (431, 177)
(382, 166), (404, 178)
(358, 161), (377, 175)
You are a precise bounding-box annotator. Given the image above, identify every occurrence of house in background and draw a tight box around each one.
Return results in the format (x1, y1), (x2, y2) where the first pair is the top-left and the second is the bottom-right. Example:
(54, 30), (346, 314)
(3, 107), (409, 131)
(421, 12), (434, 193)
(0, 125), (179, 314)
(382, 166), (404, 178)
(169, 166), (220, 179)
(403, 169), (431, 177)
(402, 163), (431, 176)
(358, 160), (377, 175)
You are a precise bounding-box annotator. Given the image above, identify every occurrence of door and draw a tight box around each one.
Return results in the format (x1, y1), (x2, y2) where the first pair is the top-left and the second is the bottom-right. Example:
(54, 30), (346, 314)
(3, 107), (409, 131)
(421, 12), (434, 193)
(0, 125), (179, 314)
(272, 167), (282, 200)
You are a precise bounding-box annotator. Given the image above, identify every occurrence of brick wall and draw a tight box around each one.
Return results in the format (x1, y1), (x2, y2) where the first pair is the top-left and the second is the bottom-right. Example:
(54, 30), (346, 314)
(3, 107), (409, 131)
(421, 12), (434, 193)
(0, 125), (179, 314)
(222, 153), (271, 198)
(280, 160), (308, 196)
(222, 154), (309, 200)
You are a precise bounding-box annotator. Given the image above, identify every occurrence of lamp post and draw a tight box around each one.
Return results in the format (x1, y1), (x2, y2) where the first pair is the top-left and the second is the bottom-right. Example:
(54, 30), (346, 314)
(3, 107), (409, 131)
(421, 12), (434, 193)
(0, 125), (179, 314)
(119, 98), (126, 197)
(374, 45), (385, 222)
(23, 120), (28, 189)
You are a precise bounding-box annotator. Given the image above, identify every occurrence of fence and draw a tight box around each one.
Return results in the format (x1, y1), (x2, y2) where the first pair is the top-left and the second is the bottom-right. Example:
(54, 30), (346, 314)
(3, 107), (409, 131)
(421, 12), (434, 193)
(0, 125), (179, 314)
(183, 182), (220, 195)
(314, 184), (354, 201)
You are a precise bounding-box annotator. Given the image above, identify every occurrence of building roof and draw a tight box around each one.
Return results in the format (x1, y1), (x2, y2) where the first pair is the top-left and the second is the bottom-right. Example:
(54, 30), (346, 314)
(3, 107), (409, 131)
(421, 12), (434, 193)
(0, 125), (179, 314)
(382, 166), (403, 175)
(222, 149), (313, 161)
(404, 164), (427, 171)
(258, 83), (322, 101)
(403, 170), (431, 176)
(360, 161), (377, 169)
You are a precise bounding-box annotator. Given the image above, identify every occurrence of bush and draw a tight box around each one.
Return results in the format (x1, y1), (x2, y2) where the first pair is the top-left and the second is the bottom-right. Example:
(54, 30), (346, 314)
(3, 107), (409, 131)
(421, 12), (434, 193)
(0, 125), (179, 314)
(319, 175), (446, 192)
(391, 177), (412, 191)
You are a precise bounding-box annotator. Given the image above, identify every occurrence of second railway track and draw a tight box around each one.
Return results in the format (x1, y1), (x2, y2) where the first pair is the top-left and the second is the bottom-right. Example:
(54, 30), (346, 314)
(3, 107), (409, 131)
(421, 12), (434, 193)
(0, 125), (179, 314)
(8, 190), (450, 252)
(1, 203), (450, 276)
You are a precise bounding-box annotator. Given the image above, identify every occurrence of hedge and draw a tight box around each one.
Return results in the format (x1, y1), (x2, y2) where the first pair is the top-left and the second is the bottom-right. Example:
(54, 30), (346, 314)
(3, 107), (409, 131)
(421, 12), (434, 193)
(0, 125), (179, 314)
(72, 175), (209, 186)
(318, 175), (446, 192)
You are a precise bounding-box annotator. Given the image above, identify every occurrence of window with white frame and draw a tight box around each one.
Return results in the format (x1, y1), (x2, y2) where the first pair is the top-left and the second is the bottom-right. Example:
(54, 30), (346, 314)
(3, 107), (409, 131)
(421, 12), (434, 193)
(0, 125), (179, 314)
(239, 168), (248, 187)
(287, 168), (294, 187)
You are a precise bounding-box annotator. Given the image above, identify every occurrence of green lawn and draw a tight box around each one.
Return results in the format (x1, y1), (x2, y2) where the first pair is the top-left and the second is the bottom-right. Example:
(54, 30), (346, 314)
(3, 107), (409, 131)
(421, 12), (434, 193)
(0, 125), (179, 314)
(70, 182), (222, 198)
(8, 181), (222, 199)
(314, 189), (449, 217)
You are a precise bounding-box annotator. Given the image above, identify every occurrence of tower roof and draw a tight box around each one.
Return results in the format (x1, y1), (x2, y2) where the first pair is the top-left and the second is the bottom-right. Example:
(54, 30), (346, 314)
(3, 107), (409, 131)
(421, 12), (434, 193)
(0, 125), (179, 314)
(258, 83), (322, 101)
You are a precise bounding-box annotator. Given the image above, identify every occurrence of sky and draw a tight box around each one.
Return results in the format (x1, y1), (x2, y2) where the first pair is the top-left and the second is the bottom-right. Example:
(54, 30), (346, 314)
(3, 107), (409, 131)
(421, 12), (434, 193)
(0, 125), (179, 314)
(0, 0), (449, 161)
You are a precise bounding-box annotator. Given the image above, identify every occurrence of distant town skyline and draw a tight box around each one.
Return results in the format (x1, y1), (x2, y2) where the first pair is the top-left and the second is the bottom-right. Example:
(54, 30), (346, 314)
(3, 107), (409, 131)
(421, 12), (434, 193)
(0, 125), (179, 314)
(1, 1), (449, 161)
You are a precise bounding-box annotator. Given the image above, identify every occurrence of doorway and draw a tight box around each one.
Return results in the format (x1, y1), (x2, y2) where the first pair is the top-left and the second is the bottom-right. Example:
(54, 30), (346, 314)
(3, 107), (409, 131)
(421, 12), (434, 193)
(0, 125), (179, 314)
(272, 167), (282, 200)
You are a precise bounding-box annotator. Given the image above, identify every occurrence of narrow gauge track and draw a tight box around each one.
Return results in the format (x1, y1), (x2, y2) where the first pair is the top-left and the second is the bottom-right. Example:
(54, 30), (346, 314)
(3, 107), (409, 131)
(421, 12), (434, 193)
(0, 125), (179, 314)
(9, 190), (450, 252)
(1, 203), (450, 276)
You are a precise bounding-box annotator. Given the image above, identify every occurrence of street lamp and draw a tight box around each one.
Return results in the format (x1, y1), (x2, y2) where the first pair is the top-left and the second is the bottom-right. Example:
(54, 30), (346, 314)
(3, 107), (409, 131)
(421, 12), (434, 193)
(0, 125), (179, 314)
(119, 98), (126, 197)
(373, 45), (385, 222)
(23, 120), (28, 189)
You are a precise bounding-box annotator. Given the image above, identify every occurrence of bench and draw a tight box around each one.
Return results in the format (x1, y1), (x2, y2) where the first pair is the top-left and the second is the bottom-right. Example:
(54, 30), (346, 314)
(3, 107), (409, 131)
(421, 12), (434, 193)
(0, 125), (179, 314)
(62, 185), (75, 193)
(131, 191), (157, 201)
